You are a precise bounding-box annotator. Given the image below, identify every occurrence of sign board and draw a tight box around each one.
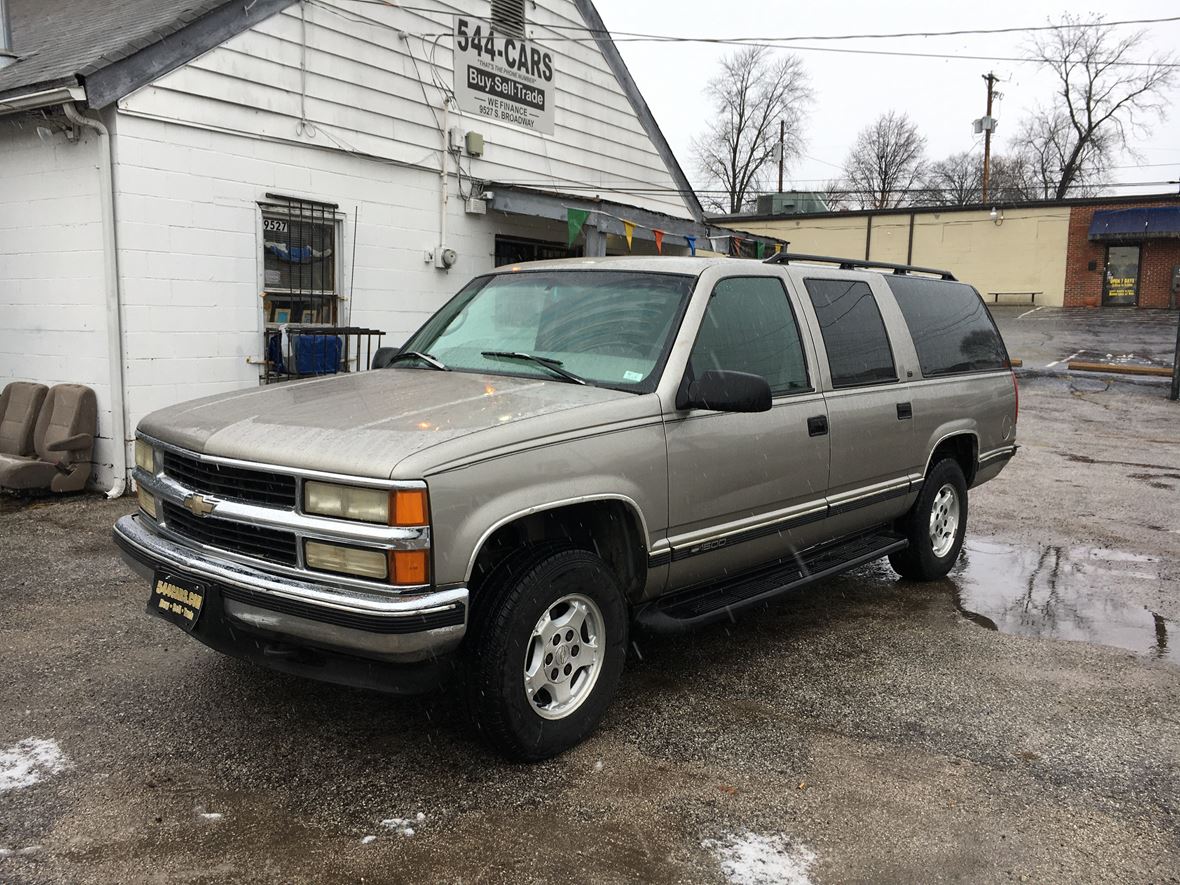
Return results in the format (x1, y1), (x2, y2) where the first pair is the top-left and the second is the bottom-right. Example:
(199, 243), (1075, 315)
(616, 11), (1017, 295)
(452, 16), (555, 135)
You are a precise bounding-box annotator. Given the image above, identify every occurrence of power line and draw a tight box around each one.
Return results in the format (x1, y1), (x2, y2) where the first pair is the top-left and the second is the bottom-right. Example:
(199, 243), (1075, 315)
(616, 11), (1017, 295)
(375, 3), (1180, 43)
(356, 3), (1180, 68)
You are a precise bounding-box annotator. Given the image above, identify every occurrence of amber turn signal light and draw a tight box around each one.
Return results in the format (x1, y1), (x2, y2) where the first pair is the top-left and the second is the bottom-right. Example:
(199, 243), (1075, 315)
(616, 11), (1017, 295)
(389, 549), (429, 585)
(391, 489), (429, 526)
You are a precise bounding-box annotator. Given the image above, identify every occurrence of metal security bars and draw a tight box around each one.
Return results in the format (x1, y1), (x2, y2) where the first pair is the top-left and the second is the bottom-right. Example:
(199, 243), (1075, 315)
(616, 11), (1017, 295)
(259, 194), (383, 384)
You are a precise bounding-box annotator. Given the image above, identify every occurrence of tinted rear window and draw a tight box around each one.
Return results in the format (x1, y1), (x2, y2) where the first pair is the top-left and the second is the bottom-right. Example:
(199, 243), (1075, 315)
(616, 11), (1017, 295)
(885, 277), (1008, 377)
(803, 278), (897, 388)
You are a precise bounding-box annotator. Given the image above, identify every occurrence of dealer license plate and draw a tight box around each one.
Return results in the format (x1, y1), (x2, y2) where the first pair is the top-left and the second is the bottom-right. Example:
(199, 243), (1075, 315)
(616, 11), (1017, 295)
(148, 574), (205, 632)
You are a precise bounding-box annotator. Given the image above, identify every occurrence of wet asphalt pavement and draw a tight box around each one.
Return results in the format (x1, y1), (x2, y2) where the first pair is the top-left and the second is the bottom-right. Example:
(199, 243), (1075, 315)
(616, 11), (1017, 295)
(2, 310), (1179, 884)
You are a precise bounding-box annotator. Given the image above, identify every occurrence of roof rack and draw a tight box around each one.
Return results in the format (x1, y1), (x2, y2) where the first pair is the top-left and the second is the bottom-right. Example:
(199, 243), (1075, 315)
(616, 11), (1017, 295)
(763, 251), (957, 281)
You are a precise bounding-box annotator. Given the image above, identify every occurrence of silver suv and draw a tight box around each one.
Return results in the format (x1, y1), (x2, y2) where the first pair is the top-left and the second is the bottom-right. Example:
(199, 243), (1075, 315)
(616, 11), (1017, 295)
(114, 254), (1018, 759)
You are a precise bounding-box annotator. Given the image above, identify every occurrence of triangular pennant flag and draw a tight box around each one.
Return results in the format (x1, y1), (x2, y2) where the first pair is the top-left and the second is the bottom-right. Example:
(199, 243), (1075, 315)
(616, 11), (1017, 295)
(567, 208), (589, 246)
(623, 220), (636, 251)
(686, 236), (696, 256)
(756, 241), (766, 259)
(653, 229), (665, 255)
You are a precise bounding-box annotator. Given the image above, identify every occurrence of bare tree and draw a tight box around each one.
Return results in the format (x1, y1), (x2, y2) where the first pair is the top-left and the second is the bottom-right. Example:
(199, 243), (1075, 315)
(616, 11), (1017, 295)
(691, 46), (812, 214)
(988, 151), (1046, 202)
(838, 111), (927, 209)
(919, 151), (983, 206)
(1025, 14), (1175, 199)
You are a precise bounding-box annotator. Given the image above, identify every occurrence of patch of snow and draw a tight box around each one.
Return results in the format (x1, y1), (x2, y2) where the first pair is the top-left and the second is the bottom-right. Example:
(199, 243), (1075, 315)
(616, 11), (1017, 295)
(702, 832), (817, 885)
(381, 813), (425, 837)
(361, 835), (377, 845)
(0, 846), (41, 857)
(0, 738), (68, 793)
(199, 812), (223, 821)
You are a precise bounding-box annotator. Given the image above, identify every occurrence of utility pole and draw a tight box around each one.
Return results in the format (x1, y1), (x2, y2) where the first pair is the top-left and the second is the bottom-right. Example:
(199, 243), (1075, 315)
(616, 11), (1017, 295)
(777, 119), (785, 193)
(981, 72), (1000, 203)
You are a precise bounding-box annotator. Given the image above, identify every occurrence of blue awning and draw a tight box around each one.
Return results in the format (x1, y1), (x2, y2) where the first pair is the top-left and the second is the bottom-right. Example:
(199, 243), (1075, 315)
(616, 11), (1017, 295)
(1088, 207), (1180, 241)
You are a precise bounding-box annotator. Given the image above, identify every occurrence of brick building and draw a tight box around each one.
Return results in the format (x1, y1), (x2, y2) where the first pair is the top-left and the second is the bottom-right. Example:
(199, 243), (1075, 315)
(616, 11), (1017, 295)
(1064, 200), (1180, 308)
(716, 192), (1180, 312)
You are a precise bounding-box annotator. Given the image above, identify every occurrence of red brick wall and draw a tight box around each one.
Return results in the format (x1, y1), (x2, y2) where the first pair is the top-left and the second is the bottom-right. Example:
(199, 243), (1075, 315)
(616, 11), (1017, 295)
(1065, 200), (1180, 309)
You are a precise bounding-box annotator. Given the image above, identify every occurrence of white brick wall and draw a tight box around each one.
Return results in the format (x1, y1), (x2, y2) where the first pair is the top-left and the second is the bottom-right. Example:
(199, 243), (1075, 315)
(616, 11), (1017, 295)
(0, 123), (118, 489)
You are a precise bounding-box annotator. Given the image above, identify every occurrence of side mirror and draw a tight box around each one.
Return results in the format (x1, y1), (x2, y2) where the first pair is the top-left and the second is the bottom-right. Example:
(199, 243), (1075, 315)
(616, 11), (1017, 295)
(371, 346), (399, 369)
(676, 370), (772, 413)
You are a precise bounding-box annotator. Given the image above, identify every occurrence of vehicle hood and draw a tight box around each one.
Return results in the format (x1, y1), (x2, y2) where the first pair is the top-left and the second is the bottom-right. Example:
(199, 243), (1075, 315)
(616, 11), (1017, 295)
(137, 369), (643, 479)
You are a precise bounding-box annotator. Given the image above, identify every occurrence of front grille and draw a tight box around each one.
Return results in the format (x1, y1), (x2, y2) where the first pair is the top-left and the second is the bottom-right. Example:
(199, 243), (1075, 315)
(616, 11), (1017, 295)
(162, 501), (298, 566)
(162, 451), (297, 508)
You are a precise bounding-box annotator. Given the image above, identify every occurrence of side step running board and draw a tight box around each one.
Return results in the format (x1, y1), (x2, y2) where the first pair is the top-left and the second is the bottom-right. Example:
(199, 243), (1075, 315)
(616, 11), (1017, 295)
(635, 529), (907, 634)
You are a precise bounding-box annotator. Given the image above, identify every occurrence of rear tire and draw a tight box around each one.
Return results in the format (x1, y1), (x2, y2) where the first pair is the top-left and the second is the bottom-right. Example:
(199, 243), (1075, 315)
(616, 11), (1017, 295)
(466, 548), (628, 761)
(889, 458), (968, 581)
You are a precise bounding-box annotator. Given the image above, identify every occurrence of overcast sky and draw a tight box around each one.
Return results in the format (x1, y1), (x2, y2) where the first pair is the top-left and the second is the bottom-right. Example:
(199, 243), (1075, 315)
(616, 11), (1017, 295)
(592, 0), (1180, 201)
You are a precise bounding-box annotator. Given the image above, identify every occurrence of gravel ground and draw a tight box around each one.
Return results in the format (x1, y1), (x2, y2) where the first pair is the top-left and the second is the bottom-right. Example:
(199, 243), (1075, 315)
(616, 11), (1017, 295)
(1, 312), (1178, 884)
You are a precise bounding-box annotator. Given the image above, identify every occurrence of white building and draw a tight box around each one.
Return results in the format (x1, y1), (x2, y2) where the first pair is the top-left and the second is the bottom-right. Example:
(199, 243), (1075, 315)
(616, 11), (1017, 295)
(0, 0), (766, 493)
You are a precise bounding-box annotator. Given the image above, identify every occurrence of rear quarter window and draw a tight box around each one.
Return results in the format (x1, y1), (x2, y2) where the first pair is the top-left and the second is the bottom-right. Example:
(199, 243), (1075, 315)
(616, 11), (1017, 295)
(885, 277), (1009, 377)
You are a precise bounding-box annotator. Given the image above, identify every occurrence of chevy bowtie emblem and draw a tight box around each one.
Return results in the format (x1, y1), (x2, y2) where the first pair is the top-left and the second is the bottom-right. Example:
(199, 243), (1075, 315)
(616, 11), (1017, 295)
(183, 493), (216, 517)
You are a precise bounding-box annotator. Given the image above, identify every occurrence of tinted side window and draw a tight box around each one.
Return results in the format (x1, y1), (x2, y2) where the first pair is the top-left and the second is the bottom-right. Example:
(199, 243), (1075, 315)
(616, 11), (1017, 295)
(690, 277), (810, 395)
(885, 277), (1008, 376)
(803, 278), (897, 388)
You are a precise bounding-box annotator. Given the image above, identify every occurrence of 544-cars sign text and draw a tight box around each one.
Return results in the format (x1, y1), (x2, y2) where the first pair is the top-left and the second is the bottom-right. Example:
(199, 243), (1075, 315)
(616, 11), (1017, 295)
(452, 16), (555, 135)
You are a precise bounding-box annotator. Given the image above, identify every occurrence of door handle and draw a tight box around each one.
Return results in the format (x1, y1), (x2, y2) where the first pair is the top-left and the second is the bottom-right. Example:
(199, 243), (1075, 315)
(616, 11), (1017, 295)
(807, 415), (828, 437)
(896, 402), (913, 420)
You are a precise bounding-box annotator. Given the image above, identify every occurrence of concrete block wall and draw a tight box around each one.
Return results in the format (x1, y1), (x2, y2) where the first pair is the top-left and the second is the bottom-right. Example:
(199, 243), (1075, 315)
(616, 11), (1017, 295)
(1064, 200), (1180, 309)
(0, 122), (118, 488)
(111, 113), (579, 444)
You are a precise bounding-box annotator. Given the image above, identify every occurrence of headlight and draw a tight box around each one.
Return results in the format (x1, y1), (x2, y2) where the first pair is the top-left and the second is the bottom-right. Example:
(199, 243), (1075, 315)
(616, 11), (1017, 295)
(304, 540), (389, 580)
(134, 438), (156, 473)
(303, 482), (428, 526)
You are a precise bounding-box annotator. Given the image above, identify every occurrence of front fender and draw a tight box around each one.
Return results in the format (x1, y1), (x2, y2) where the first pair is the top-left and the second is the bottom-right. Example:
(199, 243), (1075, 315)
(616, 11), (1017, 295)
(425, 423), (668, 587)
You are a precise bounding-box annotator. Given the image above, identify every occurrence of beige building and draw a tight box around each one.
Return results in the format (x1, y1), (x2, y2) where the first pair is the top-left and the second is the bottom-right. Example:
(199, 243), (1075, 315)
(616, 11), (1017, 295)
(714, 202), (1072, 306)
(711, 195), (1180, 310)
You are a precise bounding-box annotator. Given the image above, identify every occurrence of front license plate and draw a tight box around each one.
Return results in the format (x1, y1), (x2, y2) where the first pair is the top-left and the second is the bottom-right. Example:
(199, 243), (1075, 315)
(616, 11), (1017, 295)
(148, 574), (205, 632)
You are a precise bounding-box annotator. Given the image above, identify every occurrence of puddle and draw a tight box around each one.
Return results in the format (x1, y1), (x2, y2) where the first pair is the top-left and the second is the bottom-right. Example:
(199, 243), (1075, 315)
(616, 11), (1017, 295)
(951, 540), (1176, 664)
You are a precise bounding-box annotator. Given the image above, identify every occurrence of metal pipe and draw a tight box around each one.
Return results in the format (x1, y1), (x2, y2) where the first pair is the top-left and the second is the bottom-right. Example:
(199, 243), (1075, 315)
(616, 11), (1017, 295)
(438, 100), (449, 268)
(0, 0), (15, 69)
(62, 102), (129, 498)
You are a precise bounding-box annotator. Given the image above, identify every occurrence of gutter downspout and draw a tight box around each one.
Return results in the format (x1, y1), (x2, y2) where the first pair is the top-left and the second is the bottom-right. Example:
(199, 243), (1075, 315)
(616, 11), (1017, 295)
(63, 102), (128, 498)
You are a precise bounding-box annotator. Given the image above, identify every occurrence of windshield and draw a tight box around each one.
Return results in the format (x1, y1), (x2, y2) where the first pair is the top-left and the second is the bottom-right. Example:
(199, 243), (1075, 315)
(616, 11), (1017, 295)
(398, 270), (696, 391)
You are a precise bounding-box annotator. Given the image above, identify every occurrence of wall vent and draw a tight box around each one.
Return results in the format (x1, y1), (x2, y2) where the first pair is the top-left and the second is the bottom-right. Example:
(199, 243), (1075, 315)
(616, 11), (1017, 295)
(491, 0), (525, 38)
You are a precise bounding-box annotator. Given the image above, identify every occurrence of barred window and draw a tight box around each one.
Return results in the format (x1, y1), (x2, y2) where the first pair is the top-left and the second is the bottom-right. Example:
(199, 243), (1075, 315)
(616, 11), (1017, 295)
(260, 198), (340, 326)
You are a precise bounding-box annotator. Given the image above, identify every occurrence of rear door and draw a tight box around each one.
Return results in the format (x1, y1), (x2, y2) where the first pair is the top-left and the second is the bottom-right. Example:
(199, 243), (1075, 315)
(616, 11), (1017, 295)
(795, 272), (920, 536)
(663, 274), (830, 589)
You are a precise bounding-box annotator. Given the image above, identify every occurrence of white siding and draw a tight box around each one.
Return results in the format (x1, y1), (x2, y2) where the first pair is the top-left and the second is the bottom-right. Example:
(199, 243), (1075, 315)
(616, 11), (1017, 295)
(0, 123), (118, 488)
(115, 0), (691, 218)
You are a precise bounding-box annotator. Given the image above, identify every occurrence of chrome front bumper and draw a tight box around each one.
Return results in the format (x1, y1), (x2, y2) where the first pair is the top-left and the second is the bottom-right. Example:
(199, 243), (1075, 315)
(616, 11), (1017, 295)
(114, 514), (467, 663)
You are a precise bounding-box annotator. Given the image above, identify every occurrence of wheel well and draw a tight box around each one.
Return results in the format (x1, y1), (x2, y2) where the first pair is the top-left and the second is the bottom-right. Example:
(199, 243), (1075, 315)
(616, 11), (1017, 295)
(469, 501), (647, 600)
(928, 434), (978, 486)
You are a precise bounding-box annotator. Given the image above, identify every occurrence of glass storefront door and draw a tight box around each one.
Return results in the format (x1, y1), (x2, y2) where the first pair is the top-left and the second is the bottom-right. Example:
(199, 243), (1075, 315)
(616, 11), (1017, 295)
(1103, 245), (1140, 306)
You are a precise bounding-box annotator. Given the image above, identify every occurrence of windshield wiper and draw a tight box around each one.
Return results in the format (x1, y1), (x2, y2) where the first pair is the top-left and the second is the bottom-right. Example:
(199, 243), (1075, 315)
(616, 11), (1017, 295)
(480, 351), (587, 385)
(389, 350), (448, 371)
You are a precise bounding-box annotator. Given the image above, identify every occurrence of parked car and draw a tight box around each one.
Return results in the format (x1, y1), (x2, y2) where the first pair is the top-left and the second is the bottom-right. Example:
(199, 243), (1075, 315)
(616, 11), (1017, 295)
(114, 254), (1017, 759)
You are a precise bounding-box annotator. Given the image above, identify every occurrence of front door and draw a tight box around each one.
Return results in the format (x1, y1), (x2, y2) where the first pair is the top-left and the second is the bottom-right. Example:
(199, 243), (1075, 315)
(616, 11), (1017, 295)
(664, 275), (830, 590)
(1103, 245), (1140, 306)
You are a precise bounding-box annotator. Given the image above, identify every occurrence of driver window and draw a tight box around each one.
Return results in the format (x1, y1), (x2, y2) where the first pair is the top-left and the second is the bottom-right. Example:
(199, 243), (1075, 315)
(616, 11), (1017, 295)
(689, 277), (810, 396)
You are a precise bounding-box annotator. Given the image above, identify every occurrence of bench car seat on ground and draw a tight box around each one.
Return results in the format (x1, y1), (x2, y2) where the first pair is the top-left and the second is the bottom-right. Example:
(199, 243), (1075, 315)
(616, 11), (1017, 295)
(0, 384), (97, 492)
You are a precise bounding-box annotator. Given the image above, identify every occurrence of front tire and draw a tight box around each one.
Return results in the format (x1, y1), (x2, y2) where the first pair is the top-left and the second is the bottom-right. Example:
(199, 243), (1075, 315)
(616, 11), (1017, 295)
(466, 548), (628, 761)
(889, 458), (968, 581)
